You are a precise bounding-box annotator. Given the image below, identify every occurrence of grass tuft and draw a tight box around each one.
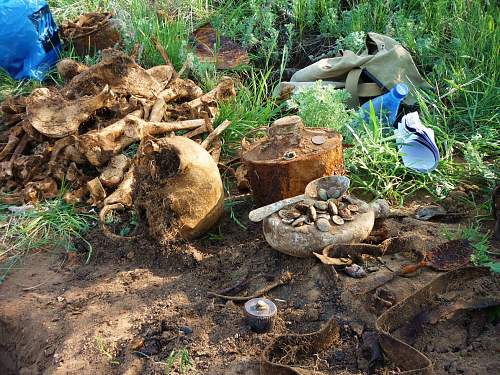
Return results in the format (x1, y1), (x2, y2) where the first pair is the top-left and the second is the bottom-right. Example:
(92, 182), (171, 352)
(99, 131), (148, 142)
(0, 196), (96, 283)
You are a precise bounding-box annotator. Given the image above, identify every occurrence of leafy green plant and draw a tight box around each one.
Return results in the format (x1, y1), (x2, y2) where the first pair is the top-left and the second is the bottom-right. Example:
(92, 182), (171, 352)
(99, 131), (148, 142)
(287, 81), (354, 132)
(337, 31), (366, 53)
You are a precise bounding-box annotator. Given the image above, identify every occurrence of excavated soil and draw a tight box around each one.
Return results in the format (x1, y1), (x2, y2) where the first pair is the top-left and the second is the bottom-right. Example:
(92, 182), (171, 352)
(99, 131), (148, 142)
(0, 201), (499, 374)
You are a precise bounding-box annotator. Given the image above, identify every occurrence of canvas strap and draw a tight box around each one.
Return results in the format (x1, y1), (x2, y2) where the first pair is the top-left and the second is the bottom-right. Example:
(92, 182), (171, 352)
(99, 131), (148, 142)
(345, 68), (383, 108)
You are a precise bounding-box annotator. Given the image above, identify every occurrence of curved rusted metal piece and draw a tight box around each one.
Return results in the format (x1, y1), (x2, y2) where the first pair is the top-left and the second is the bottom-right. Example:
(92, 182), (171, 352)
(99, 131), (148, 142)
(260, 317), (340, 375)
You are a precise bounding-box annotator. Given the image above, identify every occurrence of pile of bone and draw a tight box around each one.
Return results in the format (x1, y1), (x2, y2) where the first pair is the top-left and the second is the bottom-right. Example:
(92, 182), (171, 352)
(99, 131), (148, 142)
(0, 49), (235, 207)
(278, 187), (362, 232)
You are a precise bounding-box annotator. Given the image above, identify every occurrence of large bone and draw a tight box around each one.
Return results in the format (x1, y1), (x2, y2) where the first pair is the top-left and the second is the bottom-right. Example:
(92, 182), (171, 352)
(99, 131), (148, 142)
(156, 78), (203, 103)
(27, 85), (113, 138)
(184, 77), (235, 110)
(75, 109), (142, 166)
(124, 118), (207, 139)
(77, 111), (206, 166)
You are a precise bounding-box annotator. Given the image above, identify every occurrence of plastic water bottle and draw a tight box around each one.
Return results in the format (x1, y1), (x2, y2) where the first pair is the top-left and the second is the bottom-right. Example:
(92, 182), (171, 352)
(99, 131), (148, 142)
(360, 83), (409, 127)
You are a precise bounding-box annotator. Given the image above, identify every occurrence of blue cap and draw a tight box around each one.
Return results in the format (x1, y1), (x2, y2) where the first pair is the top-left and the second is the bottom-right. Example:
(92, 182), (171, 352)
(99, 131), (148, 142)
(392, 83), (409, 99)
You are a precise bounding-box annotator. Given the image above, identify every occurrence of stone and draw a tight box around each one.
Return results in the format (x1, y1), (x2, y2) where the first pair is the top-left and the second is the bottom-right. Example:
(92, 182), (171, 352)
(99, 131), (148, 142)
(316, 218), (331, 232)
(317, 188), (328, 201)
(308, 206), (317, 222)
(328, 200), (338, 215)
(314, 201), (328, 211)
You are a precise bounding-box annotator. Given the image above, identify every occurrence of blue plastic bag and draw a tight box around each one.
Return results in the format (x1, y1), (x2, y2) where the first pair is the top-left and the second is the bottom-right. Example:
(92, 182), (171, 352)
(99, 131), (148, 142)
(0, 0), (61, 80)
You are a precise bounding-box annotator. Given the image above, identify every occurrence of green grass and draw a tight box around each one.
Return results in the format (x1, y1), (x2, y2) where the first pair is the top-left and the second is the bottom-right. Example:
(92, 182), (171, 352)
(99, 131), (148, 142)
(164, 347), (194, 375)
(0, 196), (96, 283)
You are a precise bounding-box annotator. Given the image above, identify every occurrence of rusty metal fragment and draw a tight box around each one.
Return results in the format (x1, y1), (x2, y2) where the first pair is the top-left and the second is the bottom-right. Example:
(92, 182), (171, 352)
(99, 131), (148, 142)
(192, 23), (249, 69)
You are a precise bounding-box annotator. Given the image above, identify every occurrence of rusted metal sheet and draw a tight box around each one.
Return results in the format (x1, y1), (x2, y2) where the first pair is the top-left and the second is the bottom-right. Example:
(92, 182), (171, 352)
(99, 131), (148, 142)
(192, 23), (249, 69)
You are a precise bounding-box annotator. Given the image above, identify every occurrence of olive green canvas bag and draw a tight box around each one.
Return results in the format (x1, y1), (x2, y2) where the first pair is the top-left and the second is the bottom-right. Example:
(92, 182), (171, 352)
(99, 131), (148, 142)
(276, 32), (432, 107)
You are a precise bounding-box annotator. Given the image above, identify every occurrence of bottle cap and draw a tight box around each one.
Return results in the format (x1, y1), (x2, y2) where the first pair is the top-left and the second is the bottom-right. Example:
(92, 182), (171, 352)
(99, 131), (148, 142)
(392, 83), (409, 99)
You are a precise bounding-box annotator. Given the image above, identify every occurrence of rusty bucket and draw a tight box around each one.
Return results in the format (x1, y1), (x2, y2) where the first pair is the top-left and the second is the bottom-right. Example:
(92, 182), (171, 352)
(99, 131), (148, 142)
(241, 116), (344, 206)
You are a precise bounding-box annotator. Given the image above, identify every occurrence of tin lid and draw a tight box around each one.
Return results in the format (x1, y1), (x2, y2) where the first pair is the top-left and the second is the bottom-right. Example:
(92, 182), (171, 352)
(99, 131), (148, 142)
(244, 298), (277, 319)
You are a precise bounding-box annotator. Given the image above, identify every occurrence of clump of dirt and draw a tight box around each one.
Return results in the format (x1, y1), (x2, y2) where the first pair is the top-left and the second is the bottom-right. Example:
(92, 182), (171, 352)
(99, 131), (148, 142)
(414, 309), (499, 374)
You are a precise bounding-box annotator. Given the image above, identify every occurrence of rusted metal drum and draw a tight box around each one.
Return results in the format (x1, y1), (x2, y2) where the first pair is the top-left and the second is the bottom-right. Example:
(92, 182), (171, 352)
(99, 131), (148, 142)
(241, 116), (344, 206)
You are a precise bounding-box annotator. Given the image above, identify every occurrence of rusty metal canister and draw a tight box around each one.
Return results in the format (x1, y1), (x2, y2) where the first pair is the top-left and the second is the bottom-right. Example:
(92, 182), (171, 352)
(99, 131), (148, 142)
(241, 116), (344, 206)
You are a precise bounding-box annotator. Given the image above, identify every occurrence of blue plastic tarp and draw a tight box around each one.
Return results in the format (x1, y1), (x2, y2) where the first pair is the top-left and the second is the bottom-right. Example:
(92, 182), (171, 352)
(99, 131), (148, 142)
(0, 0), (61, 80)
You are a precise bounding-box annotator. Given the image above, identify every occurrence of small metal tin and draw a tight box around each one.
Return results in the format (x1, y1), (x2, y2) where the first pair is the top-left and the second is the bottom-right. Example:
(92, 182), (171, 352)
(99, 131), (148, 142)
(244, 298), (277, 333)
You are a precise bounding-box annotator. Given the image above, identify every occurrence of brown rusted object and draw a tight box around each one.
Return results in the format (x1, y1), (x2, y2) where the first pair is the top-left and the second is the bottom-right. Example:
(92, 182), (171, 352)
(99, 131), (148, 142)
(400, 239), (473, 275)
(61, 12), (121, 57)
(207, 271), (293, 302)
(192, 23), (249, 69)
(261, 317), (340, 375)
(241, 116), (344, 206)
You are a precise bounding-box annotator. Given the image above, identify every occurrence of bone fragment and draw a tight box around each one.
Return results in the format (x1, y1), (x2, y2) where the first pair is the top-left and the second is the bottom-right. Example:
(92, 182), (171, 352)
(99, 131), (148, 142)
(147, 65), (175, 86)
(185, 77), (235, 110)
(201, 120), (231, 149)
(149, 97), (166, 122)
(103, 166), (135, 207)
(99, 154), (131, 188)
(62, 49), (162, 100)
(210, 140), (222, 163)
(56, 59), (88, 81)
(157, 78), (203, 103)
(0, 125), (23, 161)
(184, 124), (208, 139)
(10, 133), (30, 161)
(64, 186), (89, 205)
(87, 177), (107, 205)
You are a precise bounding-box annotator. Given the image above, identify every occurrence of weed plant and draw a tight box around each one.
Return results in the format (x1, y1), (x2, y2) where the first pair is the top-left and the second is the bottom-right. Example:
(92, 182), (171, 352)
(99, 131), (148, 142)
(0, 197), (96, 283)
(287, 81), (354, 132)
